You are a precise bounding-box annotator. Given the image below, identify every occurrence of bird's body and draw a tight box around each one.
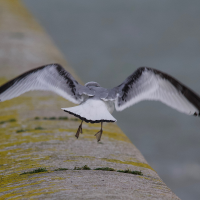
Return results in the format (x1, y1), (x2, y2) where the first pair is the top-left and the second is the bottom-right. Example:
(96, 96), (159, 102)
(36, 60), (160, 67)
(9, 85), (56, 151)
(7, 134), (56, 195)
(63, 97), (116, 123)
(63, 82), (116, 123)
(1, 63), (200, 141)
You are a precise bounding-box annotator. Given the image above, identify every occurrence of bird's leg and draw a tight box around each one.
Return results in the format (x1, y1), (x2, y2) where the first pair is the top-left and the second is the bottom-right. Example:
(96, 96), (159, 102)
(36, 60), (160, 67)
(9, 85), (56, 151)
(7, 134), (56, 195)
(75, 120), (83, 139)
(80, 122), (83, 134)
(94, 122), (103, 142)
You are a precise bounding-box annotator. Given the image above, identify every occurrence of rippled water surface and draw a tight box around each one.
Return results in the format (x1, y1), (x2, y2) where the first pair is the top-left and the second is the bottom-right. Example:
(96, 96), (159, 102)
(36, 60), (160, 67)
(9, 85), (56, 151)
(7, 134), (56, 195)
(23, 1), (200, 199)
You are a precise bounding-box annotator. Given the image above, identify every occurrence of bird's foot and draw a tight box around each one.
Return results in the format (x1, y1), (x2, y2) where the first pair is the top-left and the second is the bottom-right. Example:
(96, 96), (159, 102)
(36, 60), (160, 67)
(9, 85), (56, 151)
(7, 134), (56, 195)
(94, 129), (103, 142)
(75, 121), (83, 139)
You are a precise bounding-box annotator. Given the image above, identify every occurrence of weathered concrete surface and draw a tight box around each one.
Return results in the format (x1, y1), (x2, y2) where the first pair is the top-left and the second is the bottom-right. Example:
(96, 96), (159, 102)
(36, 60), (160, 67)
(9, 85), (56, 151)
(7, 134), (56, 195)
(0, 0), (180, 199)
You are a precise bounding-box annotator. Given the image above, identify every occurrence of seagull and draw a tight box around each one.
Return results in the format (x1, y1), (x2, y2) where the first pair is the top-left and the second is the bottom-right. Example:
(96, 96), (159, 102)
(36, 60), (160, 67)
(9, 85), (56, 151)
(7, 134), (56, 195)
(0, 64), (200, 141)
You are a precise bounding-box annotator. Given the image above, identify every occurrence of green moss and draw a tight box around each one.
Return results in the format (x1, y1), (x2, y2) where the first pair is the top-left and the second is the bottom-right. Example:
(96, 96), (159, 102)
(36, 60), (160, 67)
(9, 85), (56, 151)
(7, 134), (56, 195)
(48, 117), (56, 120)
(9, 118), (16, 122)
(43, 117), (57, 120)
(20, 168), (48, 175)
(117, 169), (143, 175)
(82, 165), (91, 170)
(94, 167), (143, 175)
(35, 126), (44, 130)
(58, 116), (68, 120)
(72, 165), (143, 175)
(94, 167), (115, 171)
(74, 166), (82, 170)
(94, 167), (142, 175)
(0, 118), (16, 124)
(74, 165), (91, 170)
(41, 116), (78, 121)
(16, 126), (44, 132)
(71, 118), (79, 121)
(16, 129), (29, 133)
(54, 168), (68, 171)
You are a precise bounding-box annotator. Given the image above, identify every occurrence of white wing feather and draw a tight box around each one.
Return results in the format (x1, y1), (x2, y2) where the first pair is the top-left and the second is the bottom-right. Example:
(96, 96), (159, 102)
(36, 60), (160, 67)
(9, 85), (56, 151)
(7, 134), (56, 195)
(114, 67), (200, 116)
(0, 64), (94, 104)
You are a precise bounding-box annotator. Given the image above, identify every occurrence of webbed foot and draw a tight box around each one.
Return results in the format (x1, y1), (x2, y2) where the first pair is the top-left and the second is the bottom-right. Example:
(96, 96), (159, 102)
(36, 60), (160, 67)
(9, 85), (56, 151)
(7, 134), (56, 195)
(94, 122), (103, 142)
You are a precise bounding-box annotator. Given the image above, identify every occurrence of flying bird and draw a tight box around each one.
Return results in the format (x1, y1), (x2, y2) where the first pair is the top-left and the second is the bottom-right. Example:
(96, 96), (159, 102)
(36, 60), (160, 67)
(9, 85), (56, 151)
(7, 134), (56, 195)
(0, 64), (200, 141)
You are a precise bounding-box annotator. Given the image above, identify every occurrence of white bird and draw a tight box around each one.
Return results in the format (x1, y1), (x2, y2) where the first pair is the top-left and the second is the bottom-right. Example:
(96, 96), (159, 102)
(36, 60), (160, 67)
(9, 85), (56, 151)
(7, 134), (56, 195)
(0, 64), (200, 141)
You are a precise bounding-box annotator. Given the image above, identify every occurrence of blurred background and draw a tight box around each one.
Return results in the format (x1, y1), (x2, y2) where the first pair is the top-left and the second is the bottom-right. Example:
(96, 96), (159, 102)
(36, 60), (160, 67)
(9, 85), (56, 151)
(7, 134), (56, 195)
(22, 1), (200, 199)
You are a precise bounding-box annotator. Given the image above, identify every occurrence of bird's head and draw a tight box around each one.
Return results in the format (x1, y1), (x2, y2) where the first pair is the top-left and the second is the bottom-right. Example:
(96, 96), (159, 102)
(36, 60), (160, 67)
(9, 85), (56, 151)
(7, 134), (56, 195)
(85, 81), (101, 88)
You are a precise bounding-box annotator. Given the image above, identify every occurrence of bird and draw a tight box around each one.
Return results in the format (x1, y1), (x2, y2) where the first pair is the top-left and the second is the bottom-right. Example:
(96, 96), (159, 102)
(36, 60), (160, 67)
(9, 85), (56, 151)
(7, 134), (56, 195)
(0, 63), (200, 142)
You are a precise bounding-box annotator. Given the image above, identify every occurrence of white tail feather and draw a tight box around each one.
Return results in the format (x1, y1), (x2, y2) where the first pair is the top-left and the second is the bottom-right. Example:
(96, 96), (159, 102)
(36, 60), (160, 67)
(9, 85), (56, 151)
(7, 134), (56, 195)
(62, 99), (116, 122)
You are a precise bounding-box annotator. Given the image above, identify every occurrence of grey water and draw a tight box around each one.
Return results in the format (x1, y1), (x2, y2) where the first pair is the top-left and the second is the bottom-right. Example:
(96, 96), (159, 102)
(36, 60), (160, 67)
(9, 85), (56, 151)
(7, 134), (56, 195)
(23, 1), (200, 199)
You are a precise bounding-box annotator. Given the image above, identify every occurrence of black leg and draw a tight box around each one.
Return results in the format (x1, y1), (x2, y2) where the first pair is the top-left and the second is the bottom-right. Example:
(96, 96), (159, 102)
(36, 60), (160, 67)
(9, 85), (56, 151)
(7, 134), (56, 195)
(80, 122), (83, 134)
(75, 120), (83, 139)
(94, 122), (103, 142)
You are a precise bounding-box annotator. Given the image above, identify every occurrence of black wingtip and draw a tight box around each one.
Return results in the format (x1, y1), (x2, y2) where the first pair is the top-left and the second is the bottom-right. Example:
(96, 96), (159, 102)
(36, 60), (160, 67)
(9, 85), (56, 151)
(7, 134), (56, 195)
(193, 112), (200, 117)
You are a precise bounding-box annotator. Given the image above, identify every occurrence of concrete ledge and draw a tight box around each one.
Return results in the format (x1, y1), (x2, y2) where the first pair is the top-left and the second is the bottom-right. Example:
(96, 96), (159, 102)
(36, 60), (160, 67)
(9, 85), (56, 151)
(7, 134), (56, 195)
(0, 1), (180, 199)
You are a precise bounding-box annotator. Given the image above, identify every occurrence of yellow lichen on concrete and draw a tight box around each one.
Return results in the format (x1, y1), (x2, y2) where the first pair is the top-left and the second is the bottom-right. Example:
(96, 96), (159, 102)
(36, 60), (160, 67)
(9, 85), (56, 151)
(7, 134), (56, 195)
(1, 175), (45, 193)
(0, 0), (181, 199)
(0, 77), (8, 85)
(101, 158), (155, 171)
(0, 0), (42, 32)
(1, 185), (58, 200)
(101, 129), (131, 142)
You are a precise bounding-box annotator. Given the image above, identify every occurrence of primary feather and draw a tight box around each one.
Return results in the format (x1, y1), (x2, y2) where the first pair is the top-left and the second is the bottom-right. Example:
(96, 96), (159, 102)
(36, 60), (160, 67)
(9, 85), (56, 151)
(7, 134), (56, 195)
(0, 63), (94, 104)
(110, 67), (200, 116)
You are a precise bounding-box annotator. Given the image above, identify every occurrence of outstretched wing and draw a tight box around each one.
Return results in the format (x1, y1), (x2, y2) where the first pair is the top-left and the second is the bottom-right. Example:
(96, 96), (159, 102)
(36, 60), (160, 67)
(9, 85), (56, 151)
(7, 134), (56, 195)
(0, 63), (94, 104)
(108, 67), (200, 116)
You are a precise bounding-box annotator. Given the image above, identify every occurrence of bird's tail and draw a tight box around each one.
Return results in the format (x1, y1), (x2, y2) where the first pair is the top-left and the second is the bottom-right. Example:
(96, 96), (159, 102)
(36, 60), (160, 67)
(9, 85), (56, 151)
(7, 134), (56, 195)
(61, 99), (117, 123)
